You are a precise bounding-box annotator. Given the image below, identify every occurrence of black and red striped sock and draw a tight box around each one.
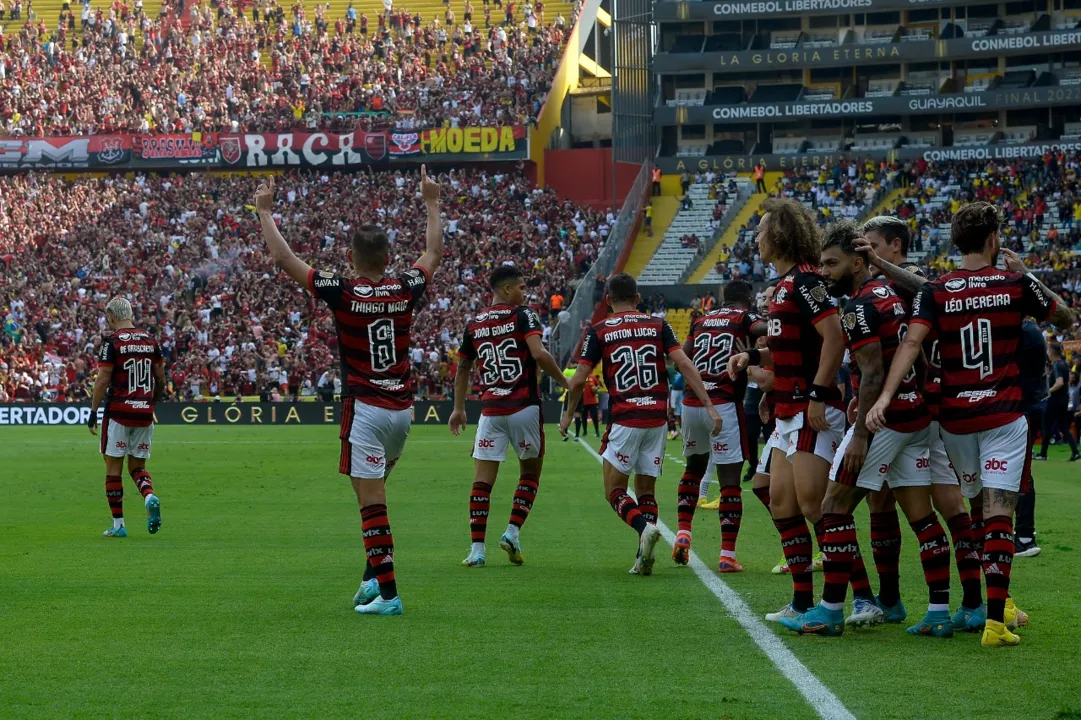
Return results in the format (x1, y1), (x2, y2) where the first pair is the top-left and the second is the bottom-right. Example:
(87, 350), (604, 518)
(751, 485), (771, 514)
(970, 505), (985, 557)
(469, 481), (492, 543)
(870, 511), (902, 607)
(774, 515), (814, 611)
(820, 513), (857, 607)
(982, 515), (1014, 623)
(130, 468), (154, 498)
(676, 470), (702, 532)
(946, 512), (983, 609)
(360, 504), (397, 600)
(638, 494), (659, 525)
(609, 488), (647, 535)
(850, 542), (875, 601)
(718, 485), (742, 554)
(910, 513), (951, 607)
(509, 473), (539, 529)
(105, 475), (123, 519)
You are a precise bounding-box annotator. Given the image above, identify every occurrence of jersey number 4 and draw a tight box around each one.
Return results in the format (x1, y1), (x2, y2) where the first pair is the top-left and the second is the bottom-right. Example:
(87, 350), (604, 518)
(960, 319), (994, 379)
(477, 338), (523, 386)
(611, 345), (659, 393)
(692, 332), (734, 376)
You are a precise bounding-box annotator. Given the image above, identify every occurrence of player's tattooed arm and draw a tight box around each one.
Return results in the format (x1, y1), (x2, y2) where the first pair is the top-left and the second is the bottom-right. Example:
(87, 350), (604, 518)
(851, 341), (884, 438)
(448, 356), (473, 435)
(1002, 248), (1078, 328)
(866, 320), (929, 432)
(254, 176), (314, 288)
(853, 237), (927, 297)
(414, 165), (443, 279)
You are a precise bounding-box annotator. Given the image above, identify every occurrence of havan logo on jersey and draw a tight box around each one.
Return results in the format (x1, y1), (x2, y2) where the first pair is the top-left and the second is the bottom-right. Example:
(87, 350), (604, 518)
(459, 304), (542, 416)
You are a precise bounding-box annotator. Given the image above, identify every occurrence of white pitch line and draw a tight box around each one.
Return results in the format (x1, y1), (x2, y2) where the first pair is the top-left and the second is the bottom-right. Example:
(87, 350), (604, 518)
(575, 438), (857, 720)
(13, 439), (466, 446)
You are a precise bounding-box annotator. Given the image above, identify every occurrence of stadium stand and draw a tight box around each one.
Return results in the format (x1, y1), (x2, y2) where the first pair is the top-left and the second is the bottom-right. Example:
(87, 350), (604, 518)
(0, 0), (576, 134)
(637, 175), (752, 285)
(0, 168), (610, 402)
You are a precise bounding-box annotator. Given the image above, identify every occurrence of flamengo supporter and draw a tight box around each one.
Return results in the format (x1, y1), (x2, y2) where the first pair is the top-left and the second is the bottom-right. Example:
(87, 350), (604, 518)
(0, 167), (607, 403)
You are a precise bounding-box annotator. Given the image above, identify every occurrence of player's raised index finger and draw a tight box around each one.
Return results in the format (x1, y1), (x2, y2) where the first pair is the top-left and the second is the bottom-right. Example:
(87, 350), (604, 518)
(420, 164), (427, 182)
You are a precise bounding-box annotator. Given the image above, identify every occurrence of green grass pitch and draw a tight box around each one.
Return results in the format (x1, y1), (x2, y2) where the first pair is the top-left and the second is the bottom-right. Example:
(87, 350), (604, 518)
(2, 424), (1080, 719)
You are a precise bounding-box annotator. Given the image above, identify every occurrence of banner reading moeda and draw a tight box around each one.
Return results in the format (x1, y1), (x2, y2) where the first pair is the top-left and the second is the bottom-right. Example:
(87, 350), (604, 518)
(655, 0), (974, 21)
(0, 127), (528, 172)
(657, 140), (1081, 173)
(655, 86), (1081, 125)
(0, 401), (563, 426)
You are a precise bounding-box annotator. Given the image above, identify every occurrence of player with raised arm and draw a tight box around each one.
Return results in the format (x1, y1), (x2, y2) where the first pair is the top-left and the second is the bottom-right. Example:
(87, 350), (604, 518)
(780, 221), (953, 638)
(726, 198), (867, 625)
(676, 279), (766, 571)
(560, 273), (720, 575)
(856, 218), (989, 631)
(866, 202), (1078, 647)
(450, 265), (568, 568)
(255, 168), (443, 617)
(89, 298), (166, 538)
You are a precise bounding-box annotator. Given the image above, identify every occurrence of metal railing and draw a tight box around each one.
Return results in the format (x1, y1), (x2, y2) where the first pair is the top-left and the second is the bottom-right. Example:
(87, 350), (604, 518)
(551, 160), (652, 363)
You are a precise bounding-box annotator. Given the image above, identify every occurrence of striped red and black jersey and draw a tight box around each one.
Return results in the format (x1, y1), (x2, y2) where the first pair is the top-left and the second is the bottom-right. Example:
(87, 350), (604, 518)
(579, 311), (680, 428)
(307, 265), (429, 411)
(98, 328), (162, 427)
(841, 279), (929, 433)
(684, 306), (765, 406)
(912, 267), (1056, 434)
(459, 304), (542, 416)
(876, 262), (942, 419)
(768, 264), (844, 419)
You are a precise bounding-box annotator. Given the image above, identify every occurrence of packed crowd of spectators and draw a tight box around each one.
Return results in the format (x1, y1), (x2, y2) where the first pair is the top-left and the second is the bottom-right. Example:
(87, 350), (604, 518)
(711, 158), (894, 282)
(0, 0), (574, 135)
(0, 166), (610, 402)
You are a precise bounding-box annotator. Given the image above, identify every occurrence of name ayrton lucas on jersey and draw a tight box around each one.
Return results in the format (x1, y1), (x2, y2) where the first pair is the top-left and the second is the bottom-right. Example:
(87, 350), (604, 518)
(607, 327), (659, 340)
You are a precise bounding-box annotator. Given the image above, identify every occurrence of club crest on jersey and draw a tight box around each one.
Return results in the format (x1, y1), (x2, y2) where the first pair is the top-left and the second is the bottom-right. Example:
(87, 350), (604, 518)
(774, 287), (788, 303)
(945, 278), (967, 293)
(872, 286), (892, 299)
(810, 285), (828, 303)
(843, 312), (857, 330)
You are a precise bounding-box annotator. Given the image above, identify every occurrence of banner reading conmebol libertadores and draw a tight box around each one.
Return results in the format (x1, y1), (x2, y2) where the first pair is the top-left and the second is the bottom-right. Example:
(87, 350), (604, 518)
(655, 86), (1081, 126)
(0, 127), (529, 172)
(656, 0), (978, 21)
(0, 401), (564, 426)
